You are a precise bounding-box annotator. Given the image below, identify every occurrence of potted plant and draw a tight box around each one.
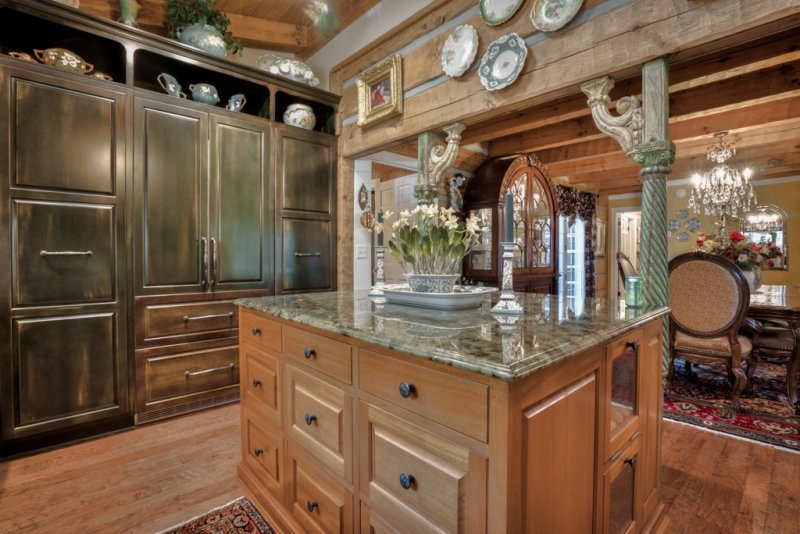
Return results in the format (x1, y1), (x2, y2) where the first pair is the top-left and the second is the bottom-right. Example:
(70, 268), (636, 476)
(165, 0), (243, 57)
(378, 203), (485, 293)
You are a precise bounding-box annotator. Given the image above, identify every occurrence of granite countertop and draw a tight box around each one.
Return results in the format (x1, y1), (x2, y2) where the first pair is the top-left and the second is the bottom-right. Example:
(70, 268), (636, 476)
(236, 291), (668, 382)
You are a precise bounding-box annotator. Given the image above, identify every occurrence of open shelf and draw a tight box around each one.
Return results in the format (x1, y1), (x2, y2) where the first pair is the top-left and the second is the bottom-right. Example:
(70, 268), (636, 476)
(275, 90), (336, 134)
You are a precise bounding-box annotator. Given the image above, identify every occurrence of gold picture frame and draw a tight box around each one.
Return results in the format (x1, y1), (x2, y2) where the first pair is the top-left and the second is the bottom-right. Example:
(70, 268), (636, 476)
(356, 55), (402, 128)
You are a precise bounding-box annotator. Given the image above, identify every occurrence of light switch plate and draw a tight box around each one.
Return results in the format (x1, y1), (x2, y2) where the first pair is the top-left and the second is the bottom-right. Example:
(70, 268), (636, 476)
(356, 245), (368, 259)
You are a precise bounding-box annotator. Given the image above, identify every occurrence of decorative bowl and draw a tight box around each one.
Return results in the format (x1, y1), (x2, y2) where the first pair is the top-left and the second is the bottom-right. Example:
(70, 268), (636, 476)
(157, 72), (186, 99)
(264, 58), (320, 87)
(177, 23), (227, 58)
(34, 48), (93, 75)
(283, 103), (316, 130)
(255, 53), (284, 71)
(405, 273), (461, 293)
(7, 51), (38, 63)
(91, 72), (113, 81)
(188, 83), (219, 105)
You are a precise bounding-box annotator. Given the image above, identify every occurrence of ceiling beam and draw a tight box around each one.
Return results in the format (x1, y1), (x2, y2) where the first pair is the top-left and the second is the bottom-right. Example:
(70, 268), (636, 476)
(78, 0), (307, 52)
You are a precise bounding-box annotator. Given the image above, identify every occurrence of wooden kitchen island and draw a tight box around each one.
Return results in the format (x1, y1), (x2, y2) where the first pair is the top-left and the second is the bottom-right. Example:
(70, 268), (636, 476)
(235, 291), (668, 533)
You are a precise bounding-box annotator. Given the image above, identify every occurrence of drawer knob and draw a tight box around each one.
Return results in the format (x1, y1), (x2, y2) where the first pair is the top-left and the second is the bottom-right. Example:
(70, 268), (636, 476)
(399, 473), (415, 490)
(304, 414), (317, 425)
(306, 500), (319, 513)
(303, 347), (316, 359)
(399, 382), (415, 398)
(625, 340), (639, 351)
(253, 448), (264, 457)
(252, 378), (262, 388)
(625, 456), (637, 469)
(251, 327), (261, 336)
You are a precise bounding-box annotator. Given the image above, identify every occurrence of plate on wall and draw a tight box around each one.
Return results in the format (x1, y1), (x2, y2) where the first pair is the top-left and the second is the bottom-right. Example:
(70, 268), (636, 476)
(478, 33), (528, 92)
(677, 231), (690, 242)
(441, 24), (479, 78)
(480, 0), (525, 26)
(530, 0), (584, 32)
(380, 285), (498, 310)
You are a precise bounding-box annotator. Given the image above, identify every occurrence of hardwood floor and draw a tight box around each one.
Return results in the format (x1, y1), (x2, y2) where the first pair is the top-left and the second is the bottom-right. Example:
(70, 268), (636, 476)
(0, 404), (241, 533)
(1, 406), (799, 533)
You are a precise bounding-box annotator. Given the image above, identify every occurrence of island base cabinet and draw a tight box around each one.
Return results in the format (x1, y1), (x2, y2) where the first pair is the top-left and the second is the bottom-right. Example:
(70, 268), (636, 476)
(602, 438), (641, 534)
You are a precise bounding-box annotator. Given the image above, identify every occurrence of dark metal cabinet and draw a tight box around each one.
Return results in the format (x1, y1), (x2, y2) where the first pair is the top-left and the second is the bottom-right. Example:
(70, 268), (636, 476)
(274, 124), (336, 294)
(132, 97), (273, 423)
(0, 67), (130, 454)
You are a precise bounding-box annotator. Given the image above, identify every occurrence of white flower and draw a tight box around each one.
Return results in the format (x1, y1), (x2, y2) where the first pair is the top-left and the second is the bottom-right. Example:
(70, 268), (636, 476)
(444, 218), (459, 230)
(373, 222), (384, 234)
(465, 214), (482, 236)
(392, 219), (409, 230)
(383, 210), (394, 220)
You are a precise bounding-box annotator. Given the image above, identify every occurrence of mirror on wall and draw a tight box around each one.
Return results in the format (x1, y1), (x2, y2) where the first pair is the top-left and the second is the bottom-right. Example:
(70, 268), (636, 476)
(741, 204), (787, 270)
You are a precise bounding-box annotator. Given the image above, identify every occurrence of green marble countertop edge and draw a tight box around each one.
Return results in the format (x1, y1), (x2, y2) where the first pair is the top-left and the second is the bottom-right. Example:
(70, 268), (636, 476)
(236, 292), (669, 382)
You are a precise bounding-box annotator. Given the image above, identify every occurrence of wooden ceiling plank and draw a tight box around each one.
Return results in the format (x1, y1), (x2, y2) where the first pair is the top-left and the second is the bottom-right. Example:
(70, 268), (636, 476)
(225, 13), (307, 51)
(372, 162), (415, 182)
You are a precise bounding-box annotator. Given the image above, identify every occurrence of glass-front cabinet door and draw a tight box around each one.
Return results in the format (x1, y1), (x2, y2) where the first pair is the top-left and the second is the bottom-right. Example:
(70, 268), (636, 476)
(606, 336), (641, 458)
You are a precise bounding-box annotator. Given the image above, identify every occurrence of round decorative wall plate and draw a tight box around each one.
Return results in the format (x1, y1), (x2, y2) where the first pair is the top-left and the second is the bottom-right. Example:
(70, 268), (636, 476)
(676, 208), (689, 219)
(677, 231), (690, 242)
(358, 184), (369, 210)
(530, 0), (584, 32)
(685, 218), (701, 231)
(479, 0), (525, 26)
(668, 219), (680, 232)
(478, 33), (528, 92)
(441, 24), (479, 78)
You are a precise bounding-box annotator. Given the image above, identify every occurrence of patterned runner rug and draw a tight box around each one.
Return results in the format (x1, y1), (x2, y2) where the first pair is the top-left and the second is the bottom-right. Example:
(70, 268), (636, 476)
(664, 358), (800, 451)
(160, 497), (273, 534)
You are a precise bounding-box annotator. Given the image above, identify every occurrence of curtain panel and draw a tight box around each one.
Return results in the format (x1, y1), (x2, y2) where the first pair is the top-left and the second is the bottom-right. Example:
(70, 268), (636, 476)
(556, 185), (598, 297)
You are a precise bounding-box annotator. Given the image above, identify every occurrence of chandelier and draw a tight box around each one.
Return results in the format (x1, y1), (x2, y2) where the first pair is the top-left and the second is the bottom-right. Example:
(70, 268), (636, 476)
(688, 132), (756, 227)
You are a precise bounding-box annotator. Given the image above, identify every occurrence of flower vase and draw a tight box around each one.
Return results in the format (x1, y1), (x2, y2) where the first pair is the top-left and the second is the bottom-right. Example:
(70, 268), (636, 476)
(743, 269), (762, 292)
(405, 273), (460, 293)
(753, 267), (762, 291)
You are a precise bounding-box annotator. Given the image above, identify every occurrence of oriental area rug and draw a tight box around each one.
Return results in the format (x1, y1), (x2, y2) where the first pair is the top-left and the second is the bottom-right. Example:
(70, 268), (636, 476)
(664, 357), (800, 452)
(161, 497), (273, 534)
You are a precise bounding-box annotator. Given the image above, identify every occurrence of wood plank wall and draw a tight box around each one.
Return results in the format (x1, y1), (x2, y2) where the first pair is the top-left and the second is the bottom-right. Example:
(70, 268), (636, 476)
(331, 0), (800, 290)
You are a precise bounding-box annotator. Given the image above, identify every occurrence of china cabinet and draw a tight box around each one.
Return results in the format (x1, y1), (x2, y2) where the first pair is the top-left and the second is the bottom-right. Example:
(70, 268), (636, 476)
(0, 0), (339, 453)
(463, 153), (559, 293)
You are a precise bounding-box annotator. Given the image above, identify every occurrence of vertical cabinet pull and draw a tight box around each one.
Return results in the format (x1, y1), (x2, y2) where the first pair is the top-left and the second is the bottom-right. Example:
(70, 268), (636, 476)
(210, 237), (218, 288)
(200, 237), (208, 288)
(306, 500), (319, 513)
(399, 473), (415, 490)
(399, 382), (415, 398)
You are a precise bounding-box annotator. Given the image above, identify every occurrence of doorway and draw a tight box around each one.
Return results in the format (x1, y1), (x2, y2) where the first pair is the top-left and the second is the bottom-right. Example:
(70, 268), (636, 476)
(610, 206), (641, 302)
(374, 173), (417, 284)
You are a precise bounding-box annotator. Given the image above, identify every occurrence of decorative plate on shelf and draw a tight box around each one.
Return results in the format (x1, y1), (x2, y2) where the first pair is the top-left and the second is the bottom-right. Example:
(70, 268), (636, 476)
(668, 219), (680, 232)
(677, 231), (690, 242)
(380, 284), (498, 310)
(685, 217), (701, 231)
(530, 0), (584, 32)
(441, 24), (479, 78)
(478, 33), (528, 92)
(479, 0), (525, 26)
(676, 208), (689, 219)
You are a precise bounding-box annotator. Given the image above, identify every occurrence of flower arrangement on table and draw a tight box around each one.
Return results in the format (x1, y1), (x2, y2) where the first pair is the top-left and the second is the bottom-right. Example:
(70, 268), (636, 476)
(695, 230), (764, 271)
(377, 203), (485, 292)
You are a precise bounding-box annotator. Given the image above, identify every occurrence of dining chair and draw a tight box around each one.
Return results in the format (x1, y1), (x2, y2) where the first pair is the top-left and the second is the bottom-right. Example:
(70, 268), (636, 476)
(749, 322), (800, 415)
(668, 251), (756, 413)
(616, 251), (638, 287)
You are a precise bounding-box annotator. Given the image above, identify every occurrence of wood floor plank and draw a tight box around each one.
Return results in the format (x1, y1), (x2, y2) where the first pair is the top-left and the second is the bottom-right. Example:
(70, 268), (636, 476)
(2, 407), (799, 533)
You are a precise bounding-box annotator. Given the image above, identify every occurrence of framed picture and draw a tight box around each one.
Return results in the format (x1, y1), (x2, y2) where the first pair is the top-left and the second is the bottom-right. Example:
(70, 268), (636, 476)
(356, 55), (402, 128)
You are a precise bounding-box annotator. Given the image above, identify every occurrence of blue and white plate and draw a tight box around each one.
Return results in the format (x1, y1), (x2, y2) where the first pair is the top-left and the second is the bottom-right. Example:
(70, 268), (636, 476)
(676, 208), (689, 219)
(677, 231), (690, 242)
(478, 33), (528, 91)
(668, 219), (680, 232)
(685, 217), (701, 231)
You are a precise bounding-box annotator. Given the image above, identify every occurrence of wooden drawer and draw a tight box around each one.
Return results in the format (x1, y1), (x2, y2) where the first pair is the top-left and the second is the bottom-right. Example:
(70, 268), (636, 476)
(358, 350), (489, 442)
(287, 365), (352, 482)
(360, 403), (486, 533)
(139, 300), (238, 344)
(284, 325), (352, 384)
(139, 344), (239, 408)
(242, 407), (283, 502)
(288, 446), (353, 534)
(240, 310), (282, 353)
(241, 343), (281, 428)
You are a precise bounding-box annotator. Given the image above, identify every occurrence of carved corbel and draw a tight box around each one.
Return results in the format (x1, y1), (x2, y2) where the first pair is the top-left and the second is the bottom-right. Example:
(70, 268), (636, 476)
(580, 77), (643, 155)
(415, 122), (465, 204)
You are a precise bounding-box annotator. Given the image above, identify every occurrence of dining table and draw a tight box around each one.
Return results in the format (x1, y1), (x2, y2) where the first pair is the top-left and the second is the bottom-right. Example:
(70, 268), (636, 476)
(749, 284), (800, 413)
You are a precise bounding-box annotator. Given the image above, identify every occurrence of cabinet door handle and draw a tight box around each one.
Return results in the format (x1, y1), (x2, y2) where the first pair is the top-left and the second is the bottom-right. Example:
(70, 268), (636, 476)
(306, 500), (319, 513)
(201, 237), (208, 289)
(40, 250), (93, 257)
(625, 340), (639, 351)
(182, 312), (233, 322)
(304, 414), (317, 425)
(624, 456), (637, 469)
(210, 237), (218, 288)
(251, 327), (261, 336)
(303, 347), (316, 359)
(184, 362), (234, 377)
(253, 448), (264, 457)
(252, 378), (262, 388)
(399, 473), (415, 490)
(295, 252), (321, 257)
(399, 382), (415, 398)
